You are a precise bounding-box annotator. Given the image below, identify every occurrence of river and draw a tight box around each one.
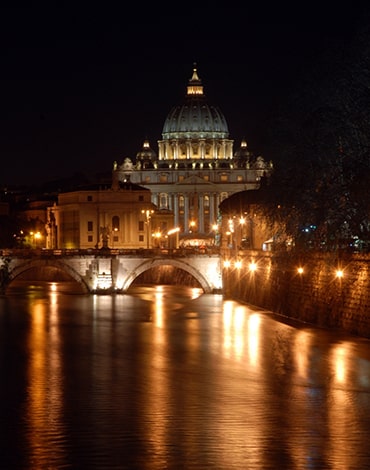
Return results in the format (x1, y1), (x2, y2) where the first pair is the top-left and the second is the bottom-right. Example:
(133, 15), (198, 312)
(1, 280), (370, 469)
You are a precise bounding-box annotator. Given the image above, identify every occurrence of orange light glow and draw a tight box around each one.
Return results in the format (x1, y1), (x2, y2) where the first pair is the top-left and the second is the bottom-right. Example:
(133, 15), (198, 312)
(249, 262), (257, 272)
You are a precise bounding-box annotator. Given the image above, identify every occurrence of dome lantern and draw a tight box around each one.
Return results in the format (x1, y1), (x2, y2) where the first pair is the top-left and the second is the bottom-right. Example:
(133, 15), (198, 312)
(187, 63), (204, 96)
(160, 64), (230, 145)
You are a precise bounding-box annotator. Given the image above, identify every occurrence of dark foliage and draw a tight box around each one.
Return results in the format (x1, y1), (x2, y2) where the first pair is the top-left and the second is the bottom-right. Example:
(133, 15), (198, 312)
(260, 17), (370, 252)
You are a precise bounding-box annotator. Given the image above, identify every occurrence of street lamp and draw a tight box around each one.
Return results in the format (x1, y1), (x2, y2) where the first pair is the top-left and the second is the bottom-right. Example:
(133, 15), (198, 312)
(112, 227), (118, 248)
(30, 231), (42, 249)
(153, 231), (162, 248)
(212, 223), (219, 246)
(227, 218), (235, 252)
(239, 216), (246, 249)
(167, 227), (180, 250)
(189, 220), (196, 232)
(142, 209), (154, 249)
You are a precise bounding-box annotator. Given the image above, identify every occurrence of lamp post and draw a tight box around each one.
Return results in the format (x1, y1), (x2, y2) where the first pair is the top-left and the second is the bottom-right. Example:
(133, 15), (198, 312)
(212, 223), (219, 247)
(189, 220), (196, 233)
(153, 231), (161, 249)
(142, 209), (153, 249)
(30, 231), (42, 249)
(239, 216), (246, 249)
(227, 218), (235, 253)
(112, 227), (118, 248)
(168, 227), (180, 251)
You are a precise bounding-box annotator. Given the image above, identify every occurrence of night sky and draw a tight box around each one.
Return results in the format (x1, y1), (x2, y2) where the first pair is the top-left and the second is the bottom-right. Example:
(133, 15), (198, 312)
(0, 5), (367, 186)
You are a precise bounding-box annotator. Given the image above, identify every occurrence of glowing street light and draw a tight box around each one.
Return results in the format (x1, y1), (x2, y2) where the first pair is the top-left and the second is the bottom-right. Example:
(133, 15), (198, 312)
(153, 231), (162, 248)
(112, 227), (118, 248)
(249, 261), (257, 272)
(142, 209), (154, 249)
(235, 260), (242, 269)
(167, 227), (180, 249)
(30, 231), (42, 249)
(212, 223), (219, 246)
(239, 216), (246, 248)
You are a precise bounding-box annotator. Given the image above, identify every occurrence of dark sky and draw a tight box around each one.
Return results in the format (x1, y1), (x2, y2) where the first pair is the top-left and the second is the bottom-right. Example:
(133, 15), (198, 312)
(0, 5), (367, 186)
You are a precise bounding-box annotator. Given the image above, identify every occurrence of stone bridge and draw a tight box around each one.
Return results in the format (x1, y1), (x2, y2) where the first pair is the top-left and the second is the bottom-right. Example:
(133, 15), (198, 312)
(0, 249), (223, 294)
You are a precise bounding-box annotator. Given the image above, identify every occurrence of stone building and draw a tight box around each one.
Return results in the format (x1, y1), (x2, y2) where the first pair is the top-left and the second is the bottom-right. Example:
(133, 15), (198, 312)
(45, 64), (272, 251)
(46, 180), (174, 250)
(113, 64), (273, 246)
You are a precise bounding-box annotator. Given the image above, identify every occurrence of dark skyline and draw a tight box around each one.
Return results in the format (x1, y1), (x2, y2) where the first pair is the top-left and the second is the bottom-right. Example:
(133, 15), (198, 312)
(0, 5), (367, 186)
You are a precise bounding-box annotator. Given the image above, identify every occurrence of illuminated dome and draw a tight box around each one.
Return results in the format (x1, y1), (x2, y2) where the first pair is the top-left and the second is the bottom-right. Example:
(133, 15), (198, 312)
(234, 138), (253, 166)
(162, 65), (229, 139)
(135, 138), (156, 168)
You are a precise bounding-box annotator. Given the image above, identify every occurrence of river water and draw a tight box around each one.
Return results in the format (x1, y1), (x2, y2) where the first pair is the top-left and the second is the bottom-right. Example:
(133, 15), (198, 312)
(1, 281), (370, 469)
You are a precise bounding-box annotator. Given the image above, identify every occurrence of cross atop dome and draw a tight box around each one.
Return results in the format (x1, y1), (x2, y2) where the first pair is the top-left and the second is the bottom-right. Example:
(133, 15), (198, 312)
(187, 63), (204, 96)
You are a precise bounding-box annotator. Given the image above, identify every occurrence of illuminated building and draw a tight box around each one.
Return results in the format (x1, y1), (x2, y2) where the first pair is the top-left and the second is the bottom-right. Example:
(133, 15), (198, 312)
(112, 64), (273, 245)
(46, 180), (174, 250)
(44, 64), (273, 251)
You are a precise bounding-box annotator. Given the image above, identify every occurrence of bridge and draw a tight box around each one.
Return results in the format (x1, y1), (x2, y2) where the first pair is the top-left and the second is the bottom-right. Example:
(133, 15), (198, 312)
(0, 248), (223, 294)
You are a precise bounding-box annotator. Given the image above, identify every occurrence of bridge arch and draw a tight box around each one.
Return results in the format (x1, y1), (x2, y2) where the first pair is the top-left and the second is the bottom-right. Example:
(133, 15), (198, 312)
(6, 259), (90, 293)
(1, 251), (222, 294)
(121, 258), (212, 293)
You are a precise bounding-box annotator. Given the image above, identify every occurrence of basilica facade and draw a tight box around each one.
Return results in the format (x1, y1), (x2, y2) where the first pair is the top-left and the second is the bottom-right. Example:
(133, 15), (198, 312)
(113, 65), (272, 245)
(45, 65), (273, 251)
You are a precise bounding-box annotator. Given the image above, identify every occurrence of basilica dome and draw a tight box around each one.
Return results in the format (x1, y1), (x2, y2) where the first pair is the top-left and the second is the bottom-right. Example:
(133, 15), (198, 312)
(161, 65), (229, 139)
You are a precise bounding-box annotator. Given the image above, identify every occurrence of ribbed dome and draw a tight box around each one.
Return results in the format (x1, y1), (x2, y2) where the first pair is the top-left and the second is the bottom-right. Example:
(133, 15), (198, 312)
(162, 66), (229, 139)
(136, 139), (156, 160)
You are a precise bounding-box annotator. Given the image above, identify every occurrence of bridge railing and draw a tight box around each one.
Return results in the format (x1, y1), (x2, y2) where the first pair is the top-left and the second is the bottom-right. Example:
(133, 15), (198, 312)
(0, 247), (221, 258)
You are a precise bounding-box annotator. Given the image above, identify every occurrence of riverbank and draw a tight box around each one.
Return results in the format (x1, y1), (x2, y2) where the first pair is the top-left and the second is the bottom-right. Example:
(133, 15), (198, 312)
(222, 250), (370, 338)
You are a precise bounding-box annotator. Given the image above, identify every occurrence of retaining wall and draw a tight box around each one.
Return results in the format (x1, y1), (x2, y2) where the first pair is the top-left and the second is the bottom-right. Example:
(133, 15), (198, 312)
(223, 251), (370, 338)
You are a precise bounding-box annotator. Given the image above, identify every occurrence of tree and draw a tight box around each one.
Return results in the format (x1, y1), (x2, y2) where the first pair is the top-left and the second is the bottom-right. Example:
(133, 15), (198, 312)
(261, 17), (370, 252)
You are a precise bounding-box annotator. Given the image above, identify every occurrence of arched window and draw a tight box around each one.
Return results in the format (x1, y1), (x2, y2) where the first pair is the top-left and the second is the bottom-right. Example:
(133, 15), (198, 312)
(159, 193), (168, 209)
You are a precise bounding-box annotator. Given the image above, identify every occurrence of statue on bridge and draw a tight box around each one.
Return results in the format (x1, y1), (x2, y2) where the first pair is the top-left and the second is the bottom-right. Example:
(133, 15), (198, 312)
(100, 226), (110, 250)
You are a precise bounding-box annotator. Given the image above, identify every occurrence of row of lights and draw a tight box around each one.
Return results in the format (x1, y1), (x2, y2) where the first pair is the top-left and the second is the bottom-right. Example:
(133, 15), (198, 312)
(224, 260), (257, 271)
(224, 259), (345, 278)
(296, 266), (344, 278)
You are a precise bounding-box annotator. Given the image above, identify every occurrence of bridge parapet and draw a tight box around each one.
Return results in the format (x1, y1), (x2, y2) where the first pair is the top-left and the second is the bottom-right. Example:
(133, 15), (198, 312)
(0, 247), (220, 258)
(0, 249), (223, 294)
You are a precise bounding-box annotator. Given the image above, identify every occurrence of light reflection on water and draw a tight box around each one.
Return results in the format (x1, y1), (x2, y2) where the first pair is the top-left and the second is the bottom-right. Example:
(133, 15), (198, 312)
(1, 281), (370, 468)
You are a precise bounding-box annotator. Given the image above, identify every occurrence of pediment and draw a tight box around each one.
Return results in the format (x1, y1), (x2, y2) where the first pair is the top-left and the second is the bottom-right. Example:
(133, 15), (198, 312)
(175, 175), (215, 186)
